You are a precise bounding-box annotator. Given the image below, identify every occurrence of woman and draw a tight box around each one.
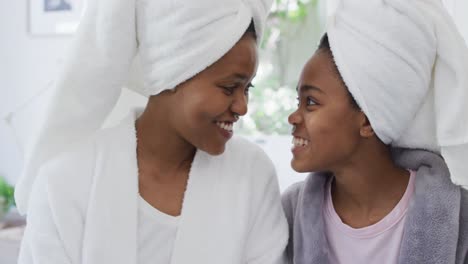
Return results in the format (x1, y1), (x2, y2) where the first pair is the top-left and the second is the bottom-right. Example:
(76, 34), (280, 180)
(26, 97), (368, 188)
(16, 0), (288, 263)
(282, 0), (468, 263)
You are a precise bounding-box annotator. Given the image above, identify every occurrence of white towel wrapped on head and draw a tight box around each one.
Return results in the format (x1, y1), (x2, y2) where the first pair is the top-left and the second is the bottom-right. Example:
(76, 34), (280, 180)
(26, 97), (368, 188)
(327, 0), (468, 186)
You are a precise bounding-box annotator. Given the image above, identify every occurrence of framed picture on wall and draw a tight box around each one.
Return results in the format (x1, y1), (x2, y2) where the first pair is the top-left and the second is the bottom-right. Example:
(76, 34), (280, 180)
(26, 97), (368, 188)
(29, 0), (86, 36)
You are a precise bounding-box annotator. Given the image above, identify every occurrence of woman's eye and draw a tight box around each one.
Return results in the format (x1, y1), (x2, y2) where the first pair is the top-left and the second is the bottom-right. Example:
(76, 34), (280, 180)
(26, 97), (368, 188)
(220, 85), (235, 95)
(245, 83), (254, 95)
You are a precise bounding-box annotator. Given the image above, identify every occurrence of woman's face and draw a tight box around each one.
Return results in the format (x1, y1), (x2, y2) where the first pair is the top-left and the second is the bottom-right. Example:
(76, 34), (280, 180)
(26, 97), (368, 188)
(170, 33), (258, 155)
(288, 50), (364, 173)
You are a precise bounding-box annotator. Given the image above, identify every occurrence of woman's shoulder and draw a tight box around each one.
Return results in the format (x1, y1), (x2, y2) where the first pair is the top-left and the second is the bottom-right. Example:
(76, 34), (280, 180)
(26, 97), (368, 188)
(39, 123), (127, 195)
(35, 123), (132, 213)
(42, 125), (116, 178)
(42, 117), (133, 184)
(38, 134), (98, 201)
(224, 136), (274, 167)
(218, 136), (278, 186)
(225, 136), (264, 154)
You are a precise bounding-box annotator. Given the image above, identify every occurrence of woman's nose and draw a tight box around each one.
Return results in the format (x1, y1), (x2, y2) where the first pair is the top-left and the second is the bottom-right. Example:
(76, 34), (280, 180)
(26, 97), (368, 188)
(231, 92), (248, 117)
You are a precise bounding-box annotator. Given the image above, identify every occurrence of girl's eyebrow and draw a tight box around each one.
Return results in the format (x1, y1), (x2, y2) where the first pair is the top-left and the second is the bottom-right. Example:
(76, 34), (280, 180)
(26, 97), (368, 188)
(296, 84), (324, 94)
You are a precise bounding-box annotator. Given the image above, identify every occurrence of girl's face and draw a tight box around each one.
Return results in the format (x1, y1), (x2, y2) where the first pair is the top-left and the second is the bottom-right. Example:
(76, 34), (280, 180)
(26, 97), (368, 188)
(169, 33), (258, 155)
(288, 51), (365, 173)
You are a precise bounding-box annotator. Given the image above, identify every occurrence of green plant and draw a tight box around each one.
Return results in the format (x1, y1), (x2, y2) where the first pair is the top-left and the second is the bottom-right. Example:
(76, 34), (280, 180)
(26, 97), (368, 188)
(0, 176), (15, 213)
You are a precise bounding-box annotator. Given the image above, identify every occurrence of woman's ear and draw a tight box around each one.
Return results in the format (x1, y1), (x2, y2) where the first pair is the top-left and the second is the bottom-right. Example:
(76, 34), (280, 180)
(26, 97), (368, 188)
(359, 112), (375, 138)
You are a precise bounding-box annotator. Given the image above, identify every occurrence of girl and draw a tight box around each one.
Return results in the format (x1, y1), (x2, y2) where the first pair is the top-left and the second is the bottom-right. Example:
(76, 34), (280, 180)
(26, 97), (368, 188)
(282, 0), (468, 263)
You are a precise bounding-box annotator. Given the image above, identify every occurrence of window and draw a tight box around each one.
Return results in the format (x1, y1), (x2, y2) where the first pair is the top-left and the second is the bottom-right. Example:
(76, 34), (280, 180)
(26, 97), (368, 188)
(238, 0), (327, 191)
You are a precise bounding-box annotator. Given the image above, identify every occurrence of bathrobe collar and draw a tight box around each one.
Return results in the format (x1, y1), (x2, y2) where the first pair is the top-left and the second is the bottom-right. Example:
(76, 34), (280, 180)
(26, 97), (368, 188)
(292, 148), (461, 264)
(48, 111), (226, 264)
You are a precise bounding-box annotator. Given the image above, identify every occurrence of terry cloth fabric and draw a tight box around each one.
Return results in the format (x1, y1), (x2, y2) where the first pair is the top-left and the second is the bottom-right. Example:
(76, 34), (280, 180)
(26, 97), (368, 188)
(327, 0), (468, 187)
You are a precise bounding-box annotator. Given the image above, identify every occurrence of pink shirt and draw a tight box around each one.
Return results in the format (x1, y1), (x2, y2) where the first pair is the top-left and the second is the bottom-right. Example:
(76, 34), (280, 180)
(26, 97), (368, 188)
(323, 170), (416, 264)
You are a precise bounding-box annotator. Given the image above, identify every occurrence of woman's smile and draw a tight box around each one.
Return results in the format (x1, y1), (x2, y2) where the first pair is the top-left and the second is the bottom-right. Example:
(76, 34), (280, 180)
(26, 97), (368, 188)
(215, 121), (234, 140)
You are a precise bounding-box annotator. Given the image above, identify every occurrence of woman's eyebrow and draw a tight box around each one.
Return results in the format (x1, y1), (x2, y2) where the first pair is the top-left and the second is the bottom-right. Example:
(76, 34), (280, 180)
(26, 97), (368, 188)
(221, 73), (257, 81)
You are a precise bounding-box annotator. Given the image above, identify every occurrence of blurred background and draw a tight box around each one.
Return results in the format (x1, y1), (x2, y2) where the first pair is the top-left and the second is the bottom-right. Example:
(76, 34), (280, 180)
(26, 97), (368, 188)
(0, 0), (467, 262)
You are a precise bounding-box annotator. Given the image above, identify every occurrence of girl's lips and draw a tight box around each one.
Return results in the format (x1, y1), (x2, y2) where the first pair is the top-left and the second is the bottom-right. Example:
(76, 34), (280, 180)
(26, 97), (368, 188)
(291, 136), (310, 154)
(291, 144), (308, 156)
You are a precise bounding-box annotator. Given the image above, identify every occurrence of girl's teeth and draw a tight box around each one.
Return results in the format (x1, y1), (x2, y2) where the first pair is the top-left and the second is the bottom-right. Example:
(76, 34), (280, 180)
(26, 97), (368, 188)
(293, 137), (309, 147)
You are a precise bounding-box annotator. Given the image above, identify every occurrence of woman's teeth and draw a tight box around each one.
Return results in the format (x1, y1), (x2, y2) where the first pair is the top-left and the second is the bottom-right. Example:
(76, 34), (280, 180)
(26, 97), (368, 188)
(216, 121), (233, 132)
(292, 137), (309, 147)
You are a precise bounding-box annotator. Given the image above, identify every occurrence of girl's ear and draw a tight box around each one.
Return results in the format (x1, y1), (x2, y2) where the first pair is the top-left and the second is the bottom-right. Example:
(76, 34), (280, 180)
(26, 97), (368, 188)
(359, 112), (375, 138)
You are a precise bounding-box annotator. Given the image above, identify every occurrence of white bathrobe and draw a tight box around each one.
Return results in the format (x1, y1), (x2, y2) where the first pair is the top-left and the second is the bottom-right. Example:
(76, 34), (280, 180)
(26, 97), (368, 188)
(18, 110), (288, 264)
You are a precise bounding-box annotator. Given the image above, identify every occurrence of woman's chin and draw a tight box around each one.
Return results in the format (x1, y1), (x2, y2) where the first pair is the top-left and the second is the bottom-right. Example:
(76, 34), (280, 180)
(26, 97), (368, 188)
(203, 144), (226, 156)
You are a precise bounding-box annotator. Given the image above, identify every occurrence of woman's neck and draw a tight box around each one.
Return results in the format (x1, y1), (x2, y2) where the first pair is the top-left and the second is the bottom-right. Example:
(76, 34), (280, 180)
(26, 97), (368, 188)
(135, 106), (196, 182)
(330, 143), (410, 228)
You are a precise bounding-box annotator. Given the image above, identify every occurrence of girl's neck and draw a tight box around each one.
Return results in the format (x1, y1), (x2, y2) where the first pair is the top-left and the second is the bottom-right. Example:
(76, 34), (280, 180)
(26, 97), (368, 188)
(330, 144), (410, 228)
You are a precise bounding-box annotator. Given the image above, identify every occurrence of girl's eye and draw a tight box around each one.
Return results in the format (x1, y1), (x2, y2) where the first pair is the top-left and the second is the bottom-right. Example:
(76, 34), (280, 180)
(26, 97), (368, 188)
(297, 96), (317, 107)
(306, 97), (317, 106)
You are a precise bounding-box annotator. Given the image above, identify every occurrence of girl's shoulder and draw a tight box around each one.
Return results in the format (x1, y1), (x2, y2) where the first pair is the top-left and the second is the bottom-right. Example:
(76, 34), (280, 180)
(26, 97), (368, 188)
(460, 188), (468, 232)
(457, 188), (468, 262)
(281, 172), (330, 222)
(281, 181), (305, 221)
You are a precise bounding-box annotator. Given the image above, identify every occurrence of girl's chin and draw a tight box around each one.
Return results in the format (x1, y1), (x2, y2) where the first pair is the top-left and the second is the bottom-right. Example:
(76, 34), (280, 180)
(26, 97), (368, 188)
(291, 158), (322, 173)
(291, 159), (309, 173)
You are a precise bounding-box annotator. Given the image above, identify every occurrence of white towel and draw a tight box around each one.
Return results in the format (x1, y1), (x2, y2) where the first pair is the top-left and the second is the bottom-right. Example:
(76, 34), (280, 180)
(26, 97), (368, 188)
(327, 0), (468, 186)
(15, 0), (273, 214)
